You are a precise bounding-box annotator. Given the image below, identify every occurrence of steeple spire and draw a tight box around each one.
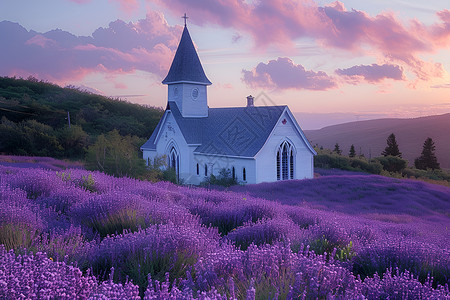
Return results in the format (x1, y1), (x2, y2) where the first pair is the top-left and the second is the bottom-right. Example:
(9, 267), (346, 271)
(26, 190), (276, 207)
(162, 25), (211, 85)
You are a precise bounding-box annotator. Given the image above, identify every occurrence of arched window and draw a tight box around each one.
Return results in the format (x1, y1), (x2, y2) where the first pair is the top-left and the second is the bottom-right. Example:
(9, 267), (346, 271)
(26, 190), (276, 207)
(204, 164), (208, 176)
(232, 166), (236, 180)
(243, 167), (246, 181)
(168, 146), (179, 181)
(277, 141), (294, 180)
(196, 163), (199, 175)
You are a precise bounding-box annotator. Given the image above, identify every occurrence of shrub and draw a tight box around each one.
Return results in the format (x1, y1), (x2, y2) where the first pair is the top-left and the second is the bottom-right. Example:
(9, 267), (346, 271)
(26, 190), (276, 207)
(374, 156), (408, 173)
(201, 168), (238, 187)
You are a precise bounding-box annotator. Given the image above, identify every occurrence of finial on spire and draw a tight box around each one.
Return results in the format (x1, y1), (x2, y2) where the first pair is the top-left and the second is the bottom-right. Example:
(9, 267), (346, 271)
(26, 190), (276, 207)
(182, 13), (189, 27)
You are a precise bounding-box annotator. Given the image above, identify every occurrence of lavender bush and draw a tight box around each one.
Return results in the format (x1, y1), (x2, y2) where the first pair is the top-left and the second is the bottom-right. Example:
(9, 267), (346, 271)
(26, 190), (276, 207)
(0, 163), (449, 299)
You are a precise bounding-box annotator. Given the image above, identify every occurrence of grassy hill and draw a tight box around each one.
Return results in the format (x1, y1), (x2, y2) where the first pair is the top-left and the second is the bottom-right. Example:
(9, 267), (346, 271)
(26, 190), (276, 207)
(0, 76), (163, 159)
(304, 113), (450, 170)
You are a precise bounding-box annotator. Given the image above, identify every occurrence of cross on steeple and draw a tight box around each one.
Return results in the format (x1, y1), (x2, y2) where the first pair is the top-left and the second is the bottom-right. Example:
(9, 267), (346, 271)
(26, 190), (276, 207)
(182, 13), (189, 26)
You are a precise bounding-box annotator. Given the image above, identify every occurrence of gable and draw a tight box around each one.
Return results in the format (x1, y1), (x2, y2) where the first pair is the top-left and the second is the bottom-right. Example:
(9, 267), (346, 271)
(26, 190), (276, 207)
(257, 109), (316, 156)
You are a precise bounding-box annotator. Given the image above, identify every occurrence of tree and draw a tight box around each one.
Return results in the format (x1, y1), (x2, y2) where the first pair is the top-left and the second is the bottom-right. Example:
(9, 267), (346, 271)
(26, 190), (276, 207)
(381, 133), (402, 157)
(333, 143), (342, 155)
(349, 144), (356, 158)
(414, 137), (440, 170)
(85, 130), (147, 178)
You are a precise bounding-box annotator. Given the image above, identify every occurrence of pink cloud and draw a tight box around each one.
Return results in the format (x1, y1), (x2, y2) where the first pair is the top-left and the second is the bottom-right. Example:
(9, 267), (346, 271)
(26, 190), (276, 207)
(242, 57), (337, 90)
(336, 63), (404, 83)
(68, 0), (139, 13)
(0, 12), (181, 83)
(153, 0), (450, 81)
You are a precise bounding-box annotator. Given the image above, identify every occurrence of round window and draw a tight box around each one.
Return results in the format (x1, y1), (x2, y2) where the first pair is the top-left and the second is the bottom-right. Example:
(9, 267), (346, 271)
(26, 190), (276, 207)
(191, 88), (199, 100)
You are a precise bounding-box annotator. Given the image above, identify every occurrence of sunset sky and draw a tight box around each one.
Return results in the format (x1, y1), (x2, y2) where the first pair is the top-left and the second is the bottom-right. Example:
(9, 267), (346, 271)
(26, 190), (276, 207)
(1, 0), (449, 129)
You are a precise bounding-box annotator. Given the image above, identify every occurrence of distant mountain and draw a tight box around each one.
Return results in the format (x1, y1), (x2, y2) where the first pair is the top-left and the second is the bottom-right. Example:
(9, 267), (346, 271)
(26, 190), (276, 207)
(304, 113), (450, 169)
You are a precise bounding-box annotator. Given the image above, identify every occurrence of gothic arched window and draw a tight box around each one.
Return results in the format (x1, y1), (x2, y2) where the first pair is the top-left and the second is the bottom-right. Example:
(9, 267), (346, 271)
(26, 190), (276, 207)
(277, 141), (294, 180)
(243, 167), (246, 181)
(168, 146), (179, 181)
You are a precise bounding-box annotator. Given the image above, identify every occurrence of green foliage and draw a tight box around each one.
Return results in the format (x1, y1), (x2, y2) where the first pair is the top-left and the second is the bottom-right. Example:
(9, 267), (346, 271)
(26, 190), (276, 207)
(414, 137), (440, 170)
(314, 152), (383, 174)
(0, 76), (163, 161)
(89, 208), (148, 238)
(402, 168), (450, 182)
(0, 224), (37, 251)
(373, 156), (408, 173)
(80, 174), (96, 192)
(381, 133), (402, 157)
(58, 125), (89, 159)
(85, 130), (147, 178)
(201, 168), (238, 187)
(335, 241), (356, 261)
(142, 155), (179, 184)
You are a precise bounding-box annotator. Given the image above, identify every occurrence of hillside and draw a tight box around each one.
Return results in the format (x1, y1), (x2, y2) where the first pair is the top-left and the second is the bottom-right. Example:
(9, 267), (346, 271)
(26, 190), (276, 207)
(304, 113), (450, 169)
(0, 76), (163, 159)
(0, 76), (163, 139)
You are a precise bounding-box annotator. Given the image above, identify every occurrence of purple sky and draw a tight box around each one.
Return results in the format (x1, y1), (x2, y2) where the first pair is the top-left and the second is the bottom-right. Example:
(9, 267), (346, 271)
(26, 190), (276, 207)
(1, 0), (449, 129)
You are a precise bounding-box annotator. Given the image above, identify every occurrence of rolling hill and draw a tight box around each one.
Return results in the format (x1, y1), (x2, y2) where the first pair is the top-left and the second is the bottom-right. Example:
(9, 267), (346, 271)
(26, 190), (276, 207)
(304, 113), (450, 169)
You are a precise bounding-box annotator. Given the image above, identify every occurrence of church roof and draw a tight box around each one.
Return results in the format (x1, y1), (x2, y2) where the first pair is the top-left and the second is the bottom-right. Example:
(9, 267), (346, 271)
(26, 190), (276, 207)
(162, 26), (212, 85)
(141, 103), (288, 157)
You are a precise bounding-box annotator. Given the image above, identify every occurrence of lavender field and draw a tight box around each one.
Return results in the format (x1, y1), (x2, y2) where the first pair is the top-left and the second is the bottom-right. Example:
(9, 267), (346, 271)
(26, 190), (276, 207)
(1, 164), (449, 299)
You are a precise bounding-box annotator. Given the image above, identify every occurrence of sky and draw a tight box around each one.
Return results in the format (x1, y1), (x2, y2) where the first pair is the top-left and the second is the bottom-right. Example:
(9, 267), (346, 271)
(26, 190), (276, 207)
(1, 0), (449, 129)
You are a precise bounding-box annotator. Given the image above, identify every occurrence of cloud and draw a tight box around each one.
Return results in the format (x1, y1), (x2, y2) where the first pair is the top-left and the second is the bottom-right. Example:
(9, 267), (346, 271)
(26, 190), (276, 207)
(336, 63), (404, 83)
(152, 0), (450, 81)
(68, 0), (139, 13)
(0, 11), (182, 83)
(242, 57), (337, 90)
(430, 83), (450, 89)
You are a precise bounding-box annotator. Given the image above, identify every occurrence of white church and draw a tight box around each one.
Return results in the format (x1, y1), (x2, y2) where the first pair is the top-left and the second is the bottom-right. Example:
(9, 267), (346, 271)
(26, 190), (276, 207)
(141, 24), (316, 185)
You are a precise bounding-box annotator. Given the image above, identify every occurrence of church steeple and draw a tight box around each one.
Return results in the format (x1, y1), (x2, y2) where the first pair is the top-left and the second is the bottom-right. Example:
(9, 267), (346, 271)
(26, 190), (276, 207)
(163, 22), (211, 118)
(162, 26), (211, 86)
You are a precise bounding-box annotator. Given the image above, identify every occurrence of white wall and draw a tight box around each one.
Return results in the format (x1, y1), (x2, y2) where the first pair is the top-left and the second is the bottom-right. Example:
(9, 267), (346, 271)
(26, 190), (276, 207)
(143, 112), (193, 180)
(168, 83), (208, 117)
(187, 154), (256, 184)
(255, 111), (314, 183)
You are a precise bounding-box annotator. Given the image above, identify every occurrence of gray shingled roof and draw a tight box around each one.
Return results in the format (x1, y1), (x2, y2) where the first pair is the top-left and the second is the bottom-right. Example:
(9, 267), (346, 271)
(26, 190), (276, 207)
(141, 102), (287, 157)
(162, 26), (212, 85)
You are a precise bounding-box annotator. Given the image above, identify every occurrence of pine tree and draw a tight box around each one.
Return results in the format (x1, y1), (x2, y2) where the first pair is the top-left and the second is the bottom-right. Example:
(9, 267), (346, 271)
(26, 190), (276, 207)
(349, 144), (356, 158)
(333, 143), (342, 155)
(414, 137), (440, 170)
(381, 133), (402, 157)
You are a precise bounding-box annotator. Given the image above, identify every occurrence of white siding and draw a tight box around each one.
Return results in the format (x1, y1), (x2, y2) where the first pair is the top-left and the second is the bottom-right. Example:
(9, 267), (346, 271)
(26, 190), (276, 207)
(169, 83), (208, 117)
(255, 111), (314, 183)
(189, 154), (256, 184)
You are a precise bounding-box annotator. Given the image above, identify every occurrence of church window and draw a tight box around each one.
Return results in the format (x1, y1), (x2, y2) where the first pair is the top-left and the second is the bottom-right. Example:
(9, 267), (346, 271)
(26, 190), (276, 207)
(277, 141), (294, 180)
(276, 152), (280, 180)
(196, 163), (199, 175)
(243, 168), (246, 181)
(232, 166), (235, 180)
(169, 146), (179, 181)
(205, 164), (208, 176)
(191, 88), (199, 100)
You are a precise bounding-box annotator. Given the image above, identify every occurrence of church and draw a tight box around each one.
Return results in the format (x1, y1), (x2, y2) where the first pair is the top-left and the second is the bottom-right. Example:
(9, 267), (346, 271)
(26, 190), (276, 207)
(141, 23), (316, 185)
